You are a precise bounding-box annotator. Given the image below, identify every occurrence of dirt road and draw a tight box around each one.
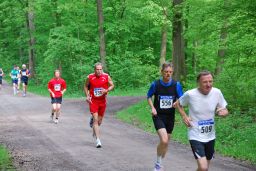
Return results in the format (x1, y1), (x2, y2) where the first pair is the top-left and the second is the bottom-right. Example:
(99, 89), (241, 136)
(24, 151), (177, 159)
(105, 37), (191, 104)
(0, 81), (255, 171)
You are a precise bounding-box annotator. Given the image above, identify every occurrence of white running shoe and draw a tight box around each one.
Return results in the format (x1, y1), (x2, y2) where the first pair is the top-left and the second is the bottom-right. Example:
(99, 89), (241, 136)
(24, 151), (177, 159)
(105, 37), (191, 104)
(54, 119), (58, 124)
(153, 163), (163, 171)
(96, 139), (102, 148)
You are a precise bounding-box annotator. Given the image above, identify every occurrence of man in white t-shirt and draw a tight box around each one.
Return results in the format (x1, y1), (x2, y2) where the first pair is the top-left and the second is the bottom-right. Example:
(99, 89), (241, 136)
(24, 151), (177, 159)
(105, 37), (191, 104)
(175, 70), (228, 171)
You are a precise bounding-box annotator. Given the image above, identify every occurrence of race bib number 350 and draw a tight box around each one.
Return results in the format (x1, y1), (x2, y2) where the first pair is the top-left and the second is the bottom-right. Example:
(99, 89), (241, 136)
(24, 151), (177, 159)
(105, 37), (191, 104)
(94, 88), (103, 97)
(198, 119), (214, 137)
(159, 96), (173, 109)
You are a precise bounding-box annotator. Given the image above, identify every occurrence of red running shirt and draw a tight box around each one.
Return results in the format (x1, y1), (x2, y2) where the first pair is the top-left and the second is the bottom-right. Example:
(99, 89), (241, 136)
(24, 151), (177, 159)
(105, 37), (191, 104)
(88, 73), (109, 101)
(48, 78), (67, 98)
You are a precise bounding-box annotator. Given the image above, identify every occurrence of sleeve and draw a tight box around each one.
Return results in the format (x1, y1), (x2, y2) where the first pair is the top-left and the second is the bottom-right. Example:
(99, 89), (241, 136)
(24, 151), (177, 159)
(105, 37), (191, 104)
(176, 82), (183, 98)
(147, 81), (156, 98)
(62, 80), (67, 90)
(48, 81), (52, 90)
(217, 90), (227, 108)
(178, 91), (189, 107)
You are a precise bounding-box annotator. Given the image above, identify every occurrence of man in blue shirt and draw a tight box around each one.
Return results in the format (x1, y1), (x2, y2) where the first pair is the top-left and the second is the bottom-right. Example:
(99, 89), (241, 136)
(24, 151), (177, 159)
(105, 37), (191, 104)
(147, 62), (183, 171)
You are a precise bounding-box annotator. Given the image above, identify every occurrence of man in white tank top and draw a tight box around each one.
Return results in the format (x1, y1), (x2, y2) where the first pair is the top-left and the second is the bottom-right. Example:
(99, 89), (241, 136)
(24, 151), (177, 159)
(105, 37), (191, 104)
(175, 70), (228, 171)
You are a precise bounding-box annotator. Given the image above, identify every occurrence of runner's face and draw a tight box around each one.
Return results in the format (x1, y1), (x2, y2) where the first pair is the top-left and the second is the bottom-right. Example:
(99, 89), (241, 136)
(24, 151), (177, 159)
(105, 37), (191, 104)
(162, 66), (173, 82)
(95, 65), (103, 77)
(55, 71), (60, 78)
(198, 74), (213, 95)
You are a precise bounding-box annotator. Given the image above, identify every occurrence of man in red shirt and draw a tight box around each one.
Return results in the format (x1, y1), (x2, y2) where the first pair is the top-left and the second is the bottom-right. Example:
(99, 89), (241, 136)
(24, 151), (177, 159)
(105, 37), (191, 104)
(84, 62), (114, 148)
(48, 70), (67, 124)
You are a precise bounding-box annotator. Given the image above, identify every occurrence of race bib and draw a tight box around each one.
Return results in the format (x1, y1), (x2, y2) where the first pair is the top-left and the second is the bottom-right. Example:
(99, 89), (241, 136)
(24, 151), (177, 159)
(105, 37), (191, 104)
(54, 84), (61, 91)
(159, 96), (173, 109)
(22, 71), (27, 76)
(198, 119), (214, 138)
(94, 88), (103, 97)
(11, 75), (17, 79)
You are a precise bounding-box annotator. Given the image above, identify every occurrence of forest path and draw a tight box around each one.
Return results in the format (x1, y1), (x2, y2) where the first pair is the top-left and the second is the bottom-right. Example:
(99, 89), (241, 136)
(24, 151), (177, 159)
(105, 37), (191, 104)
(0, 81), (255, 171)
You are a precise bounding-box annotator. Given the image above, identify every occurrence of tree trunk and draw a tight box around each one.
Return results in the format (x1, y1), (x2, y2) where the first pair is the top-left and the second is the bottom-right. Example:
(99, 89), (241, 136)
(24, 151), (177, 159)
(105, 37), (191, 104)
(96, 0), (107, 71)
(160, 8), (168, 68)
(51, 0), (61, 27)
(172, 0), (186, 81)
(215, 0), (228, 75)
(26, 0), (36, 77)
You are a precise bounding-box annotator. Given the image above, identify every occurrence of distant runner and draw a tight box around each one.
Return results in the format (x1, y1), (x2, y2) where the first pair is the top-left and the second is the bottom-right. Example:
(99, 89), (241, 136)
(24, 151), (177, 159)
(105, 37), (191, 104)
(84, 62), (114, 148)
(48, 70), (67, 124)
(20, 64), (31, 97)
(175, 70), (228, 171)
(0, 68), (4, 90)
(147, 62), (183, 171)
(10, 65), (19, 95)
(17, 66), (21, 94)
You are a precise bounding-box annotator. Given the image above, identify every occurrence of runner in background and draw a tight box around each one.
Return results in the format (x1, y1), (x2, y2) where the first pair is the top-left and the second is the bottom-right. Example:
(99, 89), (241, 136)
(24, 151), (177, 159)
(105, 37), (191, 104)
(147, 62), (183, 171)
(48, 70), (67, 124)
(84, 62), (114, 148)
(20, 64), (31, 97)
(0, 68), (4, 90)
(17, 66), (21, 94)
(10, 65), (19, 95)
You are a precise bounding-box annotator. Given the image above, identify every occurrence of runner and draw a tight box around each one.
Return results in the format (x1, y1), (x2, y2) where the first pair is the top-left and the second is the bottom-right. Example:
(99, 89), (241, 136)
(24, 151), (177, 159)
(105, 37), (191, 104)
(17, 66), (21, 94)
(10, 65), (19, 95)
(175, 70), (228, 171)
(48, 70), (67, 124)
(0, 68), (4, 90)
(84, 62), (114, 148)
(20, 64), (31, 97)
(147, 62), (183, 171)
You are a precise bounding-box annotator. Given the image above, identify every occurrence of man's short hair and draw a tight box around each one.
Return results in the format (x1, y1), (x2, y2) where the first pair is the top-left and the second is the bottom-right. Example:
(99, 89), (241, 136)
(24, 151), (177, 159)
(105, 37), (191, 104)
(196, 70), (213, 82)
(161, 62), (173, 72)
(94, 62), (103, 69)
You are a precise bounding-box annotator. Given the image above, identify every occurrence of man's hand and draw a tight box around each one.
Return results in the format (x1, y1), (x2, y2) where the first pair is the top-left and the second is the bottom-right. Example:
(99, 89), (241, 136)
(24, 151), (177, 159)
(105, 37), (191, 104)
(51, 92), (55, 98)
(217, 107), (228, 116)
(173, 101), (178, 108)
(101, 88), (108, 95)
(182, 115), (192, 127)
(151, 107), (157, 116)
(86, 96), (92, 104)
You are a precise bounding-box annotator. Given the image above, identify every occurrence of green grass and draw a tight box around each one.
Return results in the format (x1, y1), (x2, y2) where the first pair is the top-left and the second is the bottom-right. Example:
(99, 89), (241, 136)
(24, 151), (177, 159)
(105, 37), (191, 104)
(28, 80), (147, 98)
(116, 100), (256, 165)
(0, 146), (15, 170)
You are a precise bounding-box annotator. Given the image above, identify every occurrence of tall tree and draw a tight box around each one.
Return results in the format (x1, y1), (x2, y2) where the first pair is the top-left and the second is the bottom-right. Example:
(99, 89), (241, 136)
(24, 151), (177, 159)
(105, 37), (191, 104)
(96, 0), (107, 71)
(160, 7), (168, 68)
(215, 1), (228, 75)
(26, 0), (36, 77)
(172, 0), (186, 81)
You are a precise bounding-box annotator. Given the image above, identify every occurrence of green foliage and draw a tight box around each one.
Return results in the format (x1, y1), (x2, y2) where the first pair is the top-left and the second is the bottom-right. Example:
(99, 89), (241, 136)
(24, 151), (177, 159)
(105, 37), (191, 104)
(0, 145), (15, 170)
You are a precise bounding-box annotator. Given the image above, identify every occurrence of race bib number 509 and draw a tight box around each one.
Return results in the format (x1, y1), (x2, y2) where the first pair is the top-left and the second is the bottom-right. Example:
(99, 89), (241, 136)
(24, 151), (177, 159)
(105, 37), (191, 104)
(198, 119), (214, 137)
(159, 96), (173, 109)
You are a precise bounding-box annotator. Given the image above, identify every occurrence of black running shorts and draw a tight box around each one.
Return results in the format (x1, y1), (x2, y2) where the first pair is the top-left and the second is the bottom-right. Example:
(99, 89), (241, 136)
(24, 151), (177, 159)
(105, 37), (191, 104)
(21, 78), (28, 85)
(189, 139), (215, 160)
(152, 114), (175, 134)
(51, 97), (62, 104)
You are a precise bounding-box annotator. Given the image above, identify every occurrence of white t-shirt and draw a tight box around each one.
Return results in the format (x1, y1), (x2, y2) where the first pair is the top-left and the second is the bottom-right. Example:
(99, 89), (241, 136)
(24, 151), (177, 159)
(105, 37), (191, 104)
(179, 87), (227, 142)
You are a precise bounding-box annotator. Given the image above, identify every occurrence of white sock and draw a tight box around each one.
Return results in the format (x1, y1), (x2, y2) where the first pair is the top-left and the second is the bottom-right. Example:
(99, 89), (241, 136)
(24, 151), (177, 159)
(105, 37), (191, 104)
(156, 155), (162, 165)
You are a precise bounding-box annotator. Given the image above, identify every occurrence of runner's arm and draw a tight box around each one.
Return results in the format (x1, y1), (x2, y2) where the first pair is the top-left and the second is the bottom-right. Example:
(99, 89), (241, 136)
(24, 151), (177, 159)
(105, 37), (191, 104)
(102, 76), (114, 94)
(175, 100), (192, 127)
(147, 82), (157, 116)
(84, 77), (92, 103)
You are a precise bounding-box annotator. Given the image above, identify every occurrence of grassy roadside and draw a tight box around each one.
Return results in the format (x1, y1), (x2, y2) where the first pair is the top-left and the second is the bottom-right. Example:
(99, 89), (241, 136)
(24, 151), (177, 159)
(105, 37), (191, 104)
(28, 80), (147, 98)
(116, 100), (256, 165)
(0, 146), (15, 170)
